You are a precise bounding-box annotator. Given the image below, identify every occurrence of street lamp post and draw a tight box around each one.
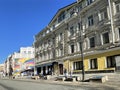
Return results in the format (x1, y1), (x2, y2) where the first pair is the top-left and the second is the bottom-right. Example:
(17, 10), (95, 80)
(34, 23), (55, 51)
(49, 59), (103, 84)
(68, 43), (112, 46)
(79, 23), (85, 81)
(76, 0), (85, 81)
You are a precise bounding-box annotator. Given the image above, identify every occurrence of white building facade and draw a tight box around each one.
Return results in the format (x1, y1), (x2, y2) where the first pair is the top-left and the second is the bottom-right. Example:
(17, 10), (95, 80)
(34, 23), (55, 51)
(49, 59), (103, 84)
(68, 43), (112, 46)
(34, 0), (120, 76)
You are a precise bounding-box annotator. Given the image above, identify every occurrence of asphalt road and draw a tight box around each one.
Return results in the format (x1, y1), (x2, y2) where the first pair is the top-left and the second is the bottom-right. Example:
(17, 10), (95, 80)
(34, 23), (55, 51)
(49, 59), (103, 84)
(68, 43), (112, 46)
(0, 79), (119, 90)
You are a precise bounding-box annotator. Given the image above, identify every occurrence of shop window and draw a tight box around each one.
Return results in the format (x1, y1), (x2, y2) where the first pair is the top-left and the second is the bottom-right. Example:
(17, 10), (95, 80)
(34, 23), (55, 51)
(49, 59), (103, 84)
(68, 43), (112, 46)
(90, 58), (98, 69)
(119, 28), (120, 39)
(73, 61), (83, 70)
(102, 32), (110, 44)
(89, 37), (95, 48)
(106, 56), (116, 68)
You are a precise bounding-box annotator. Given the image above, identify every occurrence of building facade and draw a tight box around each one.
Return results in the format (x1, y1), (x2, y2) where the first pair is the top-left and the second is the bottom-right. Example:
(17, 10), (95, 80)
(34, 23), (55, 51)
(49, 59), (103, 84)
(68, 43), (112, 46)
(4, 47), (35, 76)
(3, 55), (13, 77)
(34, 0), (120, 76)
(0, 64), (4, 72)
(0, 64), (4, 78)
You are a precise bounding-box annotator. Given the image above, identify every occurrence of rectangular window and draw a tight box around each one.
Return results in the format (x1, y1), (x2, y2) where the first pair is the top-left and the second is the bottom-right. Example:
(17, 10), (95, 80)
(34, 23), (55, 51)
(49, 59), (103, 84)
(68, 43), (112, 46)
(116, 4), (120, 13)
(106, 56), (116, 68)
(88, 15), (94, 26)
(58, 11), (65, 23)
(99, 10), (108, 21)
(70, 26), (74, 36)
(90, 58), (98, 69)
(48, 40), (51, 45)
(70, 8), (76, 17)
(73, 61), (83, 70)
(78, 3), (82, 12)
(87, 0), (94, 5)
(71, 44), (74, 53)
(102, 32), (110, 44)
(89, 37), (95, 48)
(79, 42), (82, 51)
(78, 22), (83, 31)
(59, 33), (63, 41)
(60, 49), (63, 56)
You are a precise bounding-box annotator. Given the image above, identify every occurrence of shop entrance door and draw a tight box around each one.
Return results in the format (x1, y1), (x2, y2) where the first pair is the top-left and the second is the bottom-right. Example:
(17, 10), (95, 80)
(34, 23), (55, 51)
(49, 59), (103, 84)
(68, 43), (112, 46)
(59, 64), (63, 75)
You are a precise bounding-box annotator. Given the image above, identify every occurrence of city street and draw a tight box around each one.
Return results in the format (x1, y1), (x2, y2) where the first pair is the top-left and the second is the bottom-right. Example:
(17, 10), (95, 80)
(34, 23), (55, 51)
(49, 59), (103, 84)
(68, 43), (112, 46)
(0, 79), (119, 90)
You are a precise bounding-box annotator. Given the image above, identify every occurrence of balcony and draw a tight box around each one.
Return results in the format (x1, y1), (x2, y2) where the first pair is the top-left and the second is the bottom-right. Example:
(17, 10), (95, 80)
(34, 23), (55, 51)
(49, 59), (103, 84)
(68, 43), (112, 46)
(51, 12), (77, 31)
(79, 0), (101, 14)
(96, 19), (110, 30)
(114, 13), (120, 26)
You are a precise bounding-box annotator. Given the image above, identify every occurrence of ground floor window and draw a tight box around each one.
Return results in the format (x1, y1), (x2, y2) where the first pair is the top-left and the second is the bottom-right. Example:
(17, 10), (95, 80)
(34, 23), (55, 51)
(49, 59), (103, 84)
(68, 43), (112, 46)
(106, 56), (116, 68)
(73, 61), (83, 70)
(90, 58), (98, 69)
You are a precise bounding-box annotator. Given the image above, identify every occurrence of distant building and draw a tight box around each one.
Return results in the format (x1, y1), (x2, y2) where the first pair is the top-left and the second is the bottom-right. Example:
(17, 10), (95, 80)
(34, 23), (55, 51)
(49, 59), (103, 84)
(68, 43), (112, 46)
(4, 55), (13, 76)
(4, 47), (35, 76)
(34, 0), (120, 76)
(0, 64), (4, 78)
(0, 64), (4, 72)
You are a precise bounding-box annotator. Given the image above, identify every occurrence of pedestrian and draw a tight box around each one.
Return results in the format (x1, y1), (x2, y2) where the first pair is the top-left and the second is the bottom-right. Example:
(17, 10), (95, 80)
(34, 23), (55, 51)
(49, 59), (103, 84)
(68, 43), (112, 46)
(64, 69), (67, 78)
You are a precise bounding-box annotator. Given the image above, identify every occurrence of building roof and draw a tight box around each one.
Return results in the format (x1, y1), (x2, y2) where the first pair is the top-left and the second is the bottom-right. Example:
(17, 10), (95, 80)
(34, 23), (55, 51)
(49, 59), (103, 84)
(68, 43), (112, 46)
(48, 2), (76, 26)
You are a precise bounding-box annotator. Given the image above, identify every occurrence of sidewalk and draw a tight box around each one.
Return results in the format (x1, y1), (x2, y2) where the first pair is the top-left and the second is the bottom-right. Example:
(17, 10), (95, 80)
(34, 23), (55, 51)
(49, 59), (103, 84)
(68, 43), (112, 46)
(2, 76), (119, 90)
(1, 73), (120, 90)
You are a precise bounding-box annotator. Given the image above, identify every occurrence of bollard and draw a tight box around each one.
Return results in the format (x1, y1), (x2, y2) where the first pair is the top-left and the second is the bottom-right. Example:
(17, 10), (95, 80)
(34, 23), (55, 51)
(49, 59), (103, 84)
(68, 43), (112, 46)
(73, 77), (76, 82)
(77, 77), (81, 81)
(62, 77), (66, 81)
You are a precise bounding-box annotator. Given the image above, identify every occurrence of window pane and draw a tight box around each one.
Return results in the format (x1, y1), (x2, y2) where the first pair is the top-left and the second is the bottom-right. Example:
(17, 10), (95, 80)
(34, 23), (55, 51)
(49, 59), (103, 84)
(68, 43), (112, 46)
(103, 32), (109, 44)
(116, 4), (120, 13)
(107, 56), (116, 68)
(70, 26), (74, 36)
(90, 37), (95, 48)
(90, 58), (98, 69)
(73, 61), (83, 70)
(58, 11), (65, 23)
(71, 45), (74, 53)
(88, 15), (94, 26)
(87, 0), (93, 5)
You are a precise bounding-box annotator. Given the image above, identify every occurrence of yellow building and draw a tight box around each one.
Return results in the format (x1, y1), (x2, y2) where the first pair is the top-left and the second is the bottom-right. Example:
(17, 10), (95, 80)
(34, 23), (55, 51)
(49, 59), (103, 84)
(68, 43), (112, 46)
(64, 46), (120, 74)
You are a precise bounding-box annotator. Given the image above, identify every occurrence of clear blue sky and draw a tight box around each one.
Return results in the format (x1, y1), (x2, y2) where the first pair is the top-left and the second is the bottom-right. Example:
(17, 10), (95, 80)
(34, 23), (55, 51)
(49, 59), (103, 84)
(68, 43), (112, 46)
(0, 0), (75, 63)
